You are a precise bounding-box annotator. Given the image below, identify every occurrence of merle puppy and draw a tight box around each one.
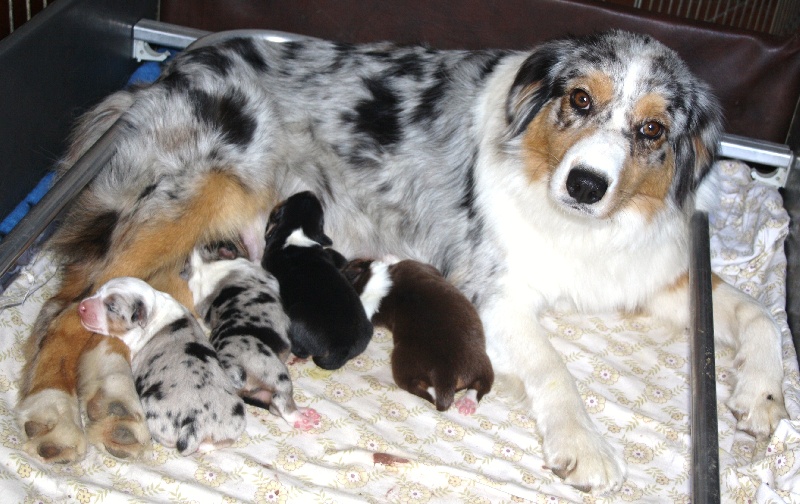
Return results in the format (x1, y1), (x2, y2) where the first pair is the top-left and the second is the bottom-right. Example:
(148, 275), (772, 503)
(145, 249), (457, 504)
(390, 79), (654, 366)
(187, 244), (320, 429)
(78, 277), (246, 455)
(262, 191), (373, 370)
(344, 258), (494, 413)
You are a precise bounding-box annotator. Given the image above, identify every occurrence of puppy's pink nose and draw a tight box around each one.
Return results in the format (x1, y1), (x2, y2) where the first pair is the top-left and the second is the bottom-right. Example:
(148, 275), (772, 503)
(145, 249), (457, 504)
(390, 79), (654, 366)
(78, 299), (98, 326)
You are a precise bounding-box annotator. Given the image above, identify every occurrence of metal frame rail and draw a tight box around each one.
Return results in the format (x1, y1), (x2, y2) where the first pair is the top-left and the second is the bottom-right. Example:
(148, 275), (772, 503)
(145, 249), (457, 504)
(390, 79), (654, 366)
(690, 212), (720, 504)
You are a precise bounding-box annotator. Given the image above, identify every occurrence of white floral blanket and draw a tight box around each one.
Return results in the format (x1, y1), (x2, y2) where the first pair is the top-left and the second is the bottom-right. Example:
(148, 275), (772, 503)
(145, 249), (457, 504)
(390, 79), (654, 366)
(0, 160), (796, 503)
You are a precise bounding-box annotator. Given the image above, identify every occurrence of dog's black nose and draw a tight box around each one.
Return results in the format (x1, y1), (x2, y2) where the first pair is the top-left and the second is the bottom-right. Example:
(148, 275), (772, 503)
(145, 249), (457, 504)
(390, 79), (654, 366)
(566, 168), (608, 205)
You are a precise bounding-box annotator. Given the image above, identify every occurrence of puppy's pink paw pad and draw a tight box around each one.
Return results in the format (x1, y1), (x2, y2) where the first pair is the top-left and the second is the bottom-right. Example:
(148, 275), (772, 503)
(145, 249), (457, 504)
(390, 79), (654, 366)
(455, 397), (477, 416)
(293, 408), (321, 431)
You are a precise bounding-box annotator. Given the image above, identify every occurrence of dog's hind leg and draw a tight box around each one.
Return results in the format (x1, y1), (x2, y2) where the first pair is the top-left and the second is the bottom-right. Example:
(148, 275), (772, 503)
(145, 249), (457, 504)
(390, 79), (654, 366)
(18, 171), (267, 462)
(78, 335), (151, 459)
(17, 306), (91, 463)
(648, 273), (788, 439)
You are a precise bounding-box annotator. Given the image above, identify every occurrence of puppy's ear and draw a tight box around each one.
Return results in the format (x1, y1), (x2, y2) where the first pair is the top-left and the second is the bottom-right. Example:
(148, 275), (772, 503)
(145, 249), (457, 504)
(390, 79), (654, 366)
(341, 259), (368, 284)
(267, 201), (286, 226)
(130, 299), (148, 328)
(311, 229), (333, 247)
(506, 42), (565, 137)
(670, 84), (722, 207)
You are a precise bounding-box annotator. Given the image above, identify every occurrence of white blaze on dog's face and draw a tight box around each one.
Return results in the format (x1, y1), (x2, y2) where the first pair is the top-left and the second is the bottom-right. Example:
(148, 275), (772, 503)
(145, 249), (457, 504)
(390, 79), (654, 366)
(506, 31), (721, 221)
(78, 277), (155, 355)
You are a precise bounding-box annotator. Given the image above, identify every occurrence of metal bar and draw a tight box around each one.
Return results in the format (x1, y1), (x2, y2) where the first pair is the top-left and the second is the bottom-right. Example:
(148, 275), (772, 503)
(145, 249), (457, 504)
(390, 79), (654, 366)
(132, 19), (316, 50)
(0, 117), (126, 280)
(718, 133), (795, 169)
(690, 211), (721, 504)
(133, 18), (209, 49)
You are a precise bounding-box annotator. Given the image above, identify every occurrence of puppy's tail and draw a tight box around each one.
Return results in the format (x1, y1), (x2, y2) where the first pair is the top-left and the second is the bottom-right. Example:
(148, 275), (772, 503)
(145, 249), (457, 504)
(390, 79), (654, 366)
(434, 388), (456, 412)
(432, 372), (457, 412)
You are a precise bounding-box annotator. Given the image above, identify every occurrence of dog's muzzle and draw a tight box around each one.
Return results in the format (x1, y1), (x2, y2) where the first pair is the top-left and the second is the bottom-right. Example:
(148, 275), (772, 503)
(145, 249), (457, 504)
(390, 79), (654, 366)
(566, 167), (609, 205)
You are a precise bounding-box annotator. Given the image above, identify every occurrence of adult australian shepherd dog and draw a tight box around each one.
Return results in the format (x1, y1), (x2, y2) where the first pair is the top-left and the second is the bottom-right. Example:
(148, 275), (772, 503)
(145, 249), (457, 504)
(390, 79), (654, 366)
(17, 30), (787, 492)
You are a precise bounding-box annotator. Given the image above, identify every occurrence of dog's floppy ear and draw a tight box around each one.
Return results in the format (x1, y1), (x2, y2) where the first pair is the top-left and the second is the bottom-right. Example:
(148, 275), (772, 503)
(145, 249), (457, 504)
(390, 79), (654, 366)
(670, 84), (723, 208)
(506, 42), (565, 138)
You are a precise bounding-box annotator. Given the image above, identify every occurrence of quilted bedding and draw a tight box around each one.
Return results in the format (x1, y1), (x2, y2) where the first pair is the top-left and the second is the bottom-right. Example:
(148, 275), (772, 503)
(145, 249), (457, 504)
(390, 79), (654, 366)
(0, 160), (797, 503)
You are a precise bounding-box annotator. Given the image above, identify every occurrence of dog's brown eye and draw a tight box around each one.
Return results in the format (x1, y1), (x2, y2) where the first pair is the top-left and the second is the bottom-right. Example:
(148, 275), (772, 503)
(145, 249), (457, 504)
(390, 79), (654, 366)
(639, 121), (664, 140)
(570, 89), (592, 113)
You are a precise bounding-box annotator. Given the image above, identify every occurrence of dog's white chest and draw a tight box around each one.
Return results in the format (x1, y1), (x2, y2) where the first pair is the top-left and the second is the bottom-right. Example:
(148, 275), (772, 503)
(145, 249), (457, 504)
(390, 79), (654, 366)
(482, 180), (688, 313)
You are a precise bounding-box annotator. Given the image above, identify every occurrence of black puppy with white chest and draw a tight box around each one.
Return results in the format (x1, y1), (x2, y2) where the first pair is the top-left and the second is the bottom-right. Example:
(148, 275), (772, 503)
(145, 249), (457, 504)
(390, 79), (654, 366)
(262, 191), (373, 370)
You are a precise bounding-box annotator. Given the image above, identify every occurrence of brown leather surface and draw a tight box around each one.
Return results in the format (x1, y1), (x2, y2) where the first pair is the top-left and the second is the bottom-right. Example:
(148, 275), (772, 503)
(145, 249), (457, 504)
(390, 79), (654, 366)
(161, 0), (800, 144)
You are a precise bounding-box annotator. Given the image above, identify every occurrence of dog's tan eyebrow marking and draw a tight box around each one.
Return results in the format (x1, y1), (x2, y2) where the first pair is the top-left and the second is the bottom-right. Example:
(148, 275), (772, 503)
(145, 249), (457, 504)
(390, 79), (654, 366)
(573, 71), (614, 106)
(632, 92), (670, 129)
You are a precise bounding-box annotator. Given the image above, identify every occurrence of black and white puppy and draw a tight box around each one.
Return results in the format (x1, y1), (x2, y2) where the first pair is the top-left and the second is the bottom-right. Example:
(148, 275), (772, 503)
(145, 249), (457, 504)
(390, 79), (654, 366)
(78, 277), (245, 455)
(187, 245), (320, 430)
(344, 258), (494, 413)
(262, 191), (373, 370)
(78, 277), (246, 455)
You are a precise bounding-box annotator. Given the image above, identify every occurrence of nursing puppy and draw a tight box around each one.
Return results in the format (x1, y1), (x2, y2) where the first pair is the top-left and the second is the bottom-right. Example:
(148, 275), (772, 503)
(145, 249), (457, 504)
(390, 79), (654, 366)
(22, 30), (787, 493)
(186, 245), (320, 429)
(78, 277), (246, 455)
(262, 192), (373, 370)
(344, 258), (494, 414)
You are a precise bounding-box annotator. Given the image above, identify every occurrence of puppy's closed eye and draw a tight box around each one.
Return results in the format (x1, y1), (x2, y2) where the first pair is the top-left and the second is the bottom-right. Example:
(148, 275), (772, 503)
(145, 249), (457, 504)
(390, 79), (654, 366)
(130, 299), (148, 328)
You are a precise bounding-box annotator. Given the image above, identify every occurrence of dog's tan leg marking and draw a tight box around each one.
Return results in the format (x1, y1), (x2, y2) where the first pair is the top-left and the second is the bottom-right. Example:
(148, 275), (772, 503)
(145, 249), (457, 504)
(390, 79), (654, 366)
(79, 335), (151, 459)
(97, 172), (266, 287)
(18, 308), (91, 463)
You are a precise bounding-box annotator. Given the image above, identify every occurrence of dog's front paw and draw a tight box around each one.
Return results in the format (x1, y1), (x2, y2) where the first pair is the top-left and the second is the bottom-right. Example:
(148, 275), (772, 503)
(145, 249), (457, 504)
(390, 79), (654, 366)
(17, 389), (87, 464)
(728, 380), (788, 439)
(84, 380), (151, 460)
(543, 420), (626, 494)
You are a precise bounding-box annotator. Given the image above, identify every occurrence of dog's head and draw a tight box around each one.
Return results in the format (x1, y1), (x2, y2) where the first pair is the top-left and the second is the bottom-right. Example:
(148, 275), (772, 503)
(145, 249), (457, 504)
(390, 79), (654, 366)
(180, 239), (246, 280)
(265, 191), (334, 249)
(78, 277), (158, 354)
(505, 30), (722, 220)
(341, 258), (375, 294)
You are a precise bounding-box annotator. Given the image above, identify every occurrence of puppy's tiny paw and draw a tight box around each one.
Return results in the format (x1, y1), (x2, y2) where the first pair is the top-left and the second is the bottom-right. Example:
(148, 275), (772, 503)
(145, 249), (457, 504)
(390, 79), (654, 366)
(292, 408), (321, 431)
(728, 384), (788, 439)
(455, 396), (477, 416)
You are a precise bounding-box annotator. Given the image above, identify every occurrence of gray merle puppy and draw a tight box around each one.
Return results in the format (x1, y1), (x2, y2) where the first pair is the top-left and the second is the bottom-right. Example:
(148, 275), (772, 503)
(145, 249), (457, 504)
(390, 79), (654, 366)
(187, 244), (320, 430)
(78, 277), (246, 455)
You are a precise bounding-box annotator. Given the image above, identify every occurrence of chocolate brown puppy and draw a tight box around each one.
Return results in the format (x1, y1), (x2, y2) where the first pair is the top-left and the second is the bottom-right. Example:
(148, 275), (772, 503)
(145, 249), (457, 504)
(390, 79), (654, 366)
(345, 258), (493, 413)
